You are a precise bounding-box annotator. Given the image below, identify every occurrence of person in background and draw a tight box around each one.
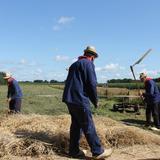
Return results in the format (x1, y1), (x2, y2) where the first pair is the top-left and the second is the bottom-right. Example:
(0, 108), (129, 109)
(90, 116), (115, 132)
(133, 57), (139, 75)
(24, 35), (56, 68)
(139, 72), (160, 131)
(62, 46), (112, 159)
(3, 72), (23, 114)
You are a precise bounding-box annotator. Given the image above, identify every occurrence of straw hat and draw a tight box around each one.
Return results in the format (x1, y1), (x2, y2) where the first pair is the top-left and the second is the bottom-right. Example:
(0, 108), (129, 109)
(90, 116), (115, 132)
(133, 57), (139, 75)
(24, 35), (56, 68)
(84, 46), (99, 58)
(3, 72), (12, 79)
(139, 72), (147, 79)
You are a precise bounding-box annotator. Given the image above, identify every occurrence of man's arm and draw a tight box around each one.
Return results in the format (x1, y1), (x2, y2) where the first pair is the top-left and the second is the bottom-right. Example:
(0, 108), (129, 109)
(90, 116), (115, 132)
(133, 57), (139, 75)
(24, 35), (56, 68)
(86, 62), (98, 107)
(143, 81), (154, 99)
(7, 82), (16, 100)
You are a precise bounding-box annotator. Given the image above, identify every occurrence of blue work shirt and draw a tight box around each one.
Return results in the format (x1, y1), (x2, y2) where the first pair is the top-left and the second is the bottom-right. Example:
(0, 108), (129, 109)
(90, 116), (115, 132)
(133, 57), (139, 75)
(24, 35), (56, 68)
(7, 78), (23, 99)
(143, 78), (160, 104)
(62, 56), (98, 108)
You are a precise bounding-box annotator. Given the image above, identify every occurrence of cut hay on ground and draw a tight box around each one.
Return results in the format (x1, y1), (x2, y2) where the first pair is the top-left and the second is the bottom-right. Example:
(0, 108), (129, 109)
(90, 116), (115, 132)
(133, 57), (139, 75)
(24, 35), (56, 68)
(97, 87), (129, 97)
(0, 114), (160, 159)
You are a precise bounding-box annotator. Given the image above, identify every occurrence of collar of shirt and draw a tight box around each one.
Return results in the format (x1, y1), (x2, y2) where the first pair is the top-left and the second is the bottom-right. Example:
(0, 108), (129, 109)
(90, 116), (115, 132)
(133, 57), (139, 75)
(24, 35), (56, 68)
(7, 78), (14, 86)
(78, 56), (92, 61)
(144, 77), (152, 85)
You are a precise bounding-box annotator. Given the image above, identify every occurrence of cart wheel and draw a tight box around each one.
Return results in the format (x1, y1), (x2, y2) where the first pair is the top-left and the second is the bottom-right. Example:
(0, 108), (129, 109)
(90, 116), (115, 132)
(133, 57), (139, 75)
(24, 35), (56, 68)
(134, 105), (140, 115)
(113, 104), (118, 111)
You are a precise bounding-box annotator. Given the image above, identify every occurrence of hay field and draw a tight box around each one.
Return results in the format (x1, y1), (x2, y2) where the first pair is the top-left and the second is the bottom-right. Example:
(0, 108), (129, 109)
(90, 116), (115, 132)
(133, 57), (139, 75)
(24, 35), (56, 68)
(0, 84), (160, 159)
(0, 114), (160, 159)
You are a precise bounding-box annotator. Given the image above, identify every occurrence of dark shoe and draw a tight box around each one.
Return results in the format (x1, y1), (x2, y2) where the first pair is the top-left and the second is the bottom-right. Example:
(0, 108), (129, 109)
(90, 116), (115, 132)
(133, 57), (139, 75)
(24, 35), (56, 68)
(8, 110), (15, 114)
(93, 148), (113, 159)
(144, 123), (151, 127)
(15, 111), (21, 114)
(69, 150), (86, 159)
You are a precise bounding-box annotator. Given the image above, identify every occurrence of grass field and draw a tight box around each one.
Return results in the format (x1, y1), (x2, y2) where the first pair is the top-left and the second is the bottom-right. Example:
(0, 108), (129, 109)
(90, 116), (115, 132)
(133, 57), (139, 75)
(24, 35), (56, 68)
(0, 84), (67, 115)
(1, 83), (160, 160)
(0, 84), (146, 124)
(108, 82), (160, 89)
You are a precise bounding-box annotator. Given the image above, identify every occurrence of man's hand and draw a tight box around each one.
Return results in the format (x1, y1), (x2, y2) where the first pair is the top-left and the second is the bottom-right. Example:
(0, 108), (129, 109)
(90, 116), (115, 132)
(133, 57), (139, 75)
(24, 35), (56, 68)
(95, 102), (100, 108)
(138, 90), (145, 101)
(6, 98), (11, 103)
(138, 90), (142, 95)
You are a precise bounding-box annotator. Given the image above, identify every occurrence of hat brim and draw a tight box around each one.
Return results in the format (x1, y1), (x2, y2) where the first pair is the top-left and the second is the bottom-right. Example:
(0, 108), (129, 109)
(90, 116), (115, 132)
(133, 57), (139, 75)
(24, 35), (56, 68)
(84, 50), (98, 58)
(3, 76), (11, 79)
(140, 76), (146, 79)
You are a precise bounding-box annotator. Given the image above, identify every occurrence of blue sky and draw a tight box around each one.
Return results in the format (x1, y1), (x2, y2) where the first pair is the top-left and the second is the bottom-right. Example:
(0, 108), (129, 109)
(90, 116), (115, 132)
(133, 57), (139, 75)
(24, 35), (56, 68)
(0, 0), (160, 82)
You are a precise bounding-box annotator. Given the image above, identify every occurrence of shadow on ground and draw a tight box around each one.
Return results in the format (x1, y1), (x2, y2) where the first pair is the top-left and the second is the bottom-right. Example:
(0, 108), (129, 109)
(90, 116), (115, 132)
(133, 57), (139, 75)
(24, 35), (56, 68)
(109, 108), (136, 113)
(14, 129), (70, 157)
(121, 119), (146, 127)
(138, 158), (160, 160)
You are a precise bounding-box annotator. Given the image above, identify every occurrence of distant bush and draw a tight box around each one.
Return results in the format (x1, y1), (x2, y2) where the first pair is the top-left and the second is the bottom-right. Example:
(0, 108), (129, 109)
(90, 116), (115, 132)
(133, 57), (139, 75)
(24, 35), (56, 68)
(34, 80), (44, 83)
(108, 78), (133, 83)
(108, 82), (144, 89)
(0, 72), (6, 85)
(108, 82), (160, 89)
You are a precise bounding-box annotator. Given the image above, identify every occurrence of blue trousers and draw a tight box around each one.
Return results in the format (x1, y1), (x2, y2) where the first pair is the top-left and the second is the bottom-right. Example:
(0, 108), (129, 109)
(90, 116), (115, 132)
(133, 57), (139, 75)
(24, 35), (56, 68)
(146, 102), (160, 128)
(67, 103), (104, 156)
(9, 99), (22, 112)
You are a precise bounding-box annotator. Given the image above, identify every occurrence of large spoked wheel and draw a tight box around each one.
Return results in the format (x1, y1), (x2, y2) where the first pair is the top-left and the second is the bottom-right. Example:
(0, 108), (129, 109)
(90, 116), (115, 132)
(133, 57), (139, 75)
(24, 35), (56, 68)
(113, 104), (119, 111)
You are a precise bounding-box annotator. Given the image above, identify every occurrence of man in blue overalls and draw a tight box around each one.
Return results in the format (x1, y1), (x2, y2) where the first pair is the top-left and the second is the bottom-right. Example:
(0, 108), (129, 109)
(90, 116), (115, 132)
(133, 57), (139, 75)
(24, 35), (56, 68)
(139, 72), (160, 131)
(63, 46), (112, 159)
(3, 72), (23, 114)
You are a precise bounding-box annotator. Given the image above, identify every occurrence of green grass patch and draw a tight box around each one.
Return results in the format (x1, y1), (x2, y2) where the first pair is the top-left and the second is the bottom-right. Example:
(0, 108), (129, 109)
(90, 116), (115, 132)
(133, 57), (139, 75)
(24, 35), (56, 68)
(0, 84), (146, 126)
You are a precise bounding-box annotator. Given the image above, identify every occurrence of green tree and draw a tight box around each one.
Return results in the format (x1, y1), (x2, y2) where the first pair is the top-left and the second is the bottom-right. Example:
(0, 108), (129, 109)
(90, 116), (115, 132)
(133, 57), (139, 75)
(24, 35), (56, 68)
(0, 72), (6, 84)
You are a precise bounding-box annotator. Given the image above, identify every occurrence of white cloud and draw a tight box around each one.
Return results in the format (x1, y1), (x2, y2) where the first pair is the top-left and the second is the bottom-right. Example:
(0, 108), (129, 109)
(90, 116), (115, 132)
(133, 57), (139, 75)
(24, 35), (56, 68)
(0, 58), (47, 81)
(96, 63), (125, 72)
(71, 58), (77, 63)
(95, 63), (129, 82)
(138, 64), (146, 68)
(36, 68), (43, 74)
(99, 75), (108, 80)
(53, 16), (75, 31)
(130, 68), (160, 80)
(139, 68), (160, 78)
(54, 55), (70, 62)
(53, 73), (66, 78)
(58, 16), (75, 24)
(19, 59), (27, 65)
(115, 73), (121, 78)
(17, 59), (37, 67)
(53, 55), (77, 63)
(53, 25), (61, 31)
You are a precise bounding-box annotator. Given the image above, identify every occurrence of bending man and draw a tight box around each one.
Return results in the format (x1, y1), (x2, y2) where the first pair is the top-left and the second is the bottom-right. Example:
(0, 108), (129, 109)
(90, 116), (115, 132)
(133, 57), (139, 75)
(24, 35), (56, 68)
(3, 72), (23, 113)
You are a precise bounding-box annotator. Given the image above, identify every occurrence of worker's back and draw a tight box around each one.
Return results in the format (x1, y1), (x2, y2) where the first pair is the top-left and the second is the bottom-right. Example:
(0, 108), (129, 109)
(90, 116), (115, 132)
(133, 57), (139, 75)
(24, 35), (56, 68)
(62, 57), (97, 108)
(144, 79), (160, 104)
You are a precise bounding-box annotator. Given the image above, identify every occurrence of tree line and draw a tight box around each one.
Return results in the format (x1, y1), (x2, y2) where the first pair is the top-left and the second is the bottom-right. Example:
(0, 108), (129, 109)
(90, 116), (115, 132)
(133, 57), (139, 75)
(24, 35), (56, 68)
(108, 78), (160, 83)
(32, 80), (65, 83)
(0, 72), (6, 84)
(0, 72), (65, 84)
(1, 72), (159, 85)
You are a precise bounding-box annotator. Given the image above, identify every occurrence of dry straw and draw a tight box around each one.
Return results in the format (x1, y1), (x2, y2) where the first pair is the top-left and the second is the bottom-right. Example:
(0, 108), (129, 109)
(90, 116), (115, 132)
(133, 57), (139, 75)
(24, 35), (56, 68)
(0, 114), (160, 159)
